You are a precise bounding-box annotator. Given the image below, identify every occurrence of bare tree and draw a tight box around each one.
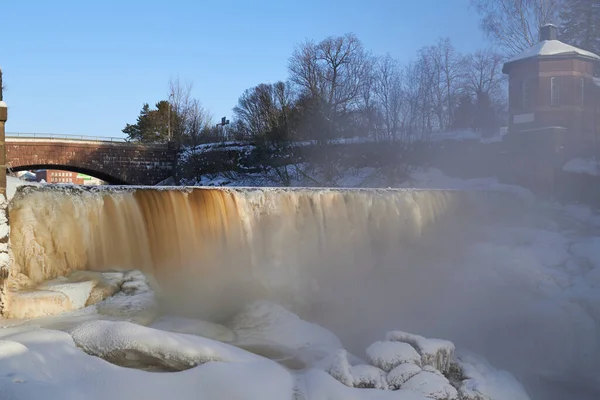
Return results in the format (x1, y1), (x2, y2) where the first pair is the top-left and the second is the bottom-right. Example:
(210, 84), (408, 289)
(0, 69), (3, 101)
(289, 33), (371, 139)
(168, 77), (194, 141)
(232, 81), (296, 144)
(373, 54), (403, 140)
(185, 98), (213, 147)
(464, 48), (506, 101)
(471, 0), (562, 55)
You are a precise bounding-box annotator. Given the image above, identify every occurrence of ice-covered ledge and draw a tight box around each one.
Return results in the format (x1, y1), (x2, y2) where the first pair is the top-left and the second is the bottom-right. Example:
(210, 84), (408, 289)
(0, 98), (10, 314)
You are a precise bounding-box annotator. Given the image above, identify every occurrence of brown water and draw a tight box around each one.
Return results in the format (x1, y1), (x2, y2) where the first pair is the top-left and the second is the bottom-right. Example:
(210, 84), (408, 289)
(8, 187), (477, 319)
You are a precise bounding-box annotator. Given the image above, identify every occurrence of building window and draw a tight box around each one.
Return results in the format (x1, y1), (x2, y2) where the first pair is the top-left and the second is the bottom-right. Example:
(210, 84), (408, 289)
(522, 80), (531, 109)
(581, 77), (585, 106)
(551, 77), (560, 106)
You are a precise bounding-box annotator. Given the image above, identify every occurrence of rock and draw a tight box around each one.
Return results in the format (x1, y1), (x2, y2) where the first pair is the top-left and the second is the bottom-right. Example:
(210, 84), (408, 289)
(402, 371), (459, 399)
(350, 364), (388, 389)
(366, 340), (422, 372)
(388, 363), (422, 390)
(386, 331), (455, 373)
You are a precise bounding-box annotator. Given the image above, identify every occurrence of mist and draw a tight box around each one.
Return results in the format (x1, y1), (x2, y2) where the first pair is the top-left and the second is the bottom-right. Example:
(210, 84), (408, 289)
(8, 185), (600, 399)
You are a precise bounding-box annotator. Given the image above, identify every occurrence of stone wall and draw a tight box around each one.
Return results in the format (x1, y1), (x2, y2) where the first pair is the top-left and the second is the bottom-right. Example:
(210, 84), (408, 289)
(6, 139), (177, 185)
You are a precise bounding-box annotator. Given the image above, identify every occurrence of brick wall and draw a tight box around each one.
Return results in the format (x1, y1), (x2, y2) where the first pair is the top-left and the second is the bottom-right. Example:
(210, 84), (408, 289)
(6, 140), (177, 185)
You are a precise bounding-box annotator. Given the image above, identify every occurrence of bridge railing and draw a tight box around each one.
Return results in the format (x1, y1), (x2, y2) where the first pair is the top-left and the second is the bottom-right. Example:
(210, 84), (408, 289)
(6, 132), (129, 143)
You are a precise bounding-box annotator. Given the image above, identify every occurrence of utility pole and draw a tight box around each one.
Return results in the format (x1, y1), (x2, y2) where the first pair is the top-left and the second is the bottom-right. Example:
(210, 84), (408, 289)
(168, 92), (173, 142)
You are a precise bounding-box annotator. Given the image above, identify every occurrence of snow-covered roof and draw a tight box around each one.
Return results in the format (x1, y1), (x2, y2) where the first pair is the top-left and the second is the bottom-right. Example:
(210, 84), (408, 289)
(504, 40), (600, 69)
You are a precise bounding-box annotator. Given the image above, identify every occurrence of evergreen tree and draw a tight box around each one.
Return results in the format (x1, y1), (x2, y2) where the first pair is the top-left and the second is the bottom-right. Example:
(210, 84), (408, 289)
(560, 0), (600, 56)
(123, 101), (179, 143)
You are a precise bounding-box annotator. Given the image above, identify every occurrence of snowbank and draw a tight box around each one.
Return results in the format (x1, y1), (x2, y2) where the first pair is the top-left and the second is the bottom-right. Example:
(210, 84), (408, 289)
(562, 158), (600, 177)
(69, 320), (262, 371)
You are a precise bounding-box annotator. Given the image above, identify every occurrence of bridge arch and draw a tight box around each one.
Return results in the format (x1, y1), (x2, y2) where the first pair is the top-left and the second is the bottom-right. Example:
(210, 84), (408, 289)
(5, 137), (177, 185)
(9, 164), (127, 185)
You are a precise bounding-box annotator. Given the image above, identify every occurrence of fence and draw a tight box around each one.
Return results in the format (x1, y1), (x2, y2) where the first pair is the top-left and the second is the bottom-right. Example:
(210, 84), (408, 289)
(6, 132), (128, 143)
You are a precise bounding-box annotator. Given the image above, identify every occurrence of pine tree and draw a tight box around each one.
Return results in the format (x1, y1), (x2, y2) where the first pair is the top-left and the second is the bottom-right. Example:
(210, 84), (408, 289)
(560, 0), (600, 56)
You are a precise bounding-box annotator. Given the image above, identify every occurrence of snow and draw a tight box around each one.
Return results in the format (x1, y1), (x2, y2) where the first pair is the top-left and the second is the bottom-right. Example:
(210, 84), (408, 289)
(149, 316), (235, 342)
(505, 40), (600, 65)
(456, 352), (530, 400)
(6, 175), (40, 201)
(69, 320), (261, 370)
(402, 371), (458, 399)
(6, 167), (600, 399)
(228, 300), (343, 352)
(366, 341), (422, 372)
(388, 363), (423, 389)
(562, 157), (600, 177)
(37, 278), (96, 309)
(350, 364), (389, 389)
(385, 331), (455, 373)
(0, 101), (6, 108)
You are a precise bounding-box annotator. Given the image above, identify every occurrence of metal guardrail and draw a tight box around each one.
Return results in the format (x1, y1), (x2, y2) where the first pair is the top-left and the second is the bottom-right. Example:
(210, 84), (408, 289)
(6, 132), (128, 143)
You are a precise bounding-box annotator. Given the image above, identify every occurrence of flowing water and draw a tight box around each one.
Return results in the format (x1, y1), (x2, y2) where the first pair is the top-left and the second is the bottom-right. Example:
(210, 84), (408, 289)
(6, 185), (599, 399)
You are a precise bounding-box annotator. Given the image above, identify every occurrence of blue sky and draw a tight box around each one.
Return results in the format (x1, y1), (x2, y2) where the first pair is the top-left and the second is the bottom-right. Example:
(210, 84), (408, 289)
(2, 0), (487, 138)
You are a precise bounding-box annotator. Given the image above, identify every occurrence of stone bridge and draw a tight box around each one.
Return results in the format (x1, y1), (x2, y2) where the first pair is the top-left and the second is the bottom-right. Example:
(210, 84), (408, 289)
(4, 134), (177, 185)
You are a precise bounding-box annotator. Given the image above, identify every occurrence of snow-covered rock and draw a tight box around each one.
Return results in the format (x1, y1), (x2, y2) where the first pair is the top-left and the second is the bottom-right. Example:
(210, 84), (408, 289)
(69, 320), (262, 371)
(366, 341), (422, 372)
(388, 363), (423, 390)
(402, 371), (458, 400)
(386, 331), (455, 373)
(322, 349), (355, 387)
(350, 364), (389, 389)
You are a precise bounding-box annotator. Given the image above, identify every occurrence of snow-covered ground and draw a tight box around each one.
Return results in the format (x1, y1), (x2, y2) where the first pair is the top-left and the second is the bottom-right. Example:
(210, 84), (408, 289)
(562, 157), (600, 177)
(0, 268), (530, 400)
(4, 169), (600, 399)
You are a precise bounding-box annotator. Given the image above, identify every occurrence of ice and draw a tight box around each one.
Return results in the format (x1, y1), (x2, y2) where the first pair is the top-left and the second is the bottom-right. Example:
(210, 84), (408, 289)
(300, 368), (430, 400)
(386, 331), (455, 373)
(388, 363), (423, 389)
(4, 289), (74, 319)
(150, 316), (235, 342)
(94, 270), (158, 325)
(366, 341), (422, 372)
(402, 371), (458, 399)
(37, 278), (96, 309)
(6, 175), (40, 202)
